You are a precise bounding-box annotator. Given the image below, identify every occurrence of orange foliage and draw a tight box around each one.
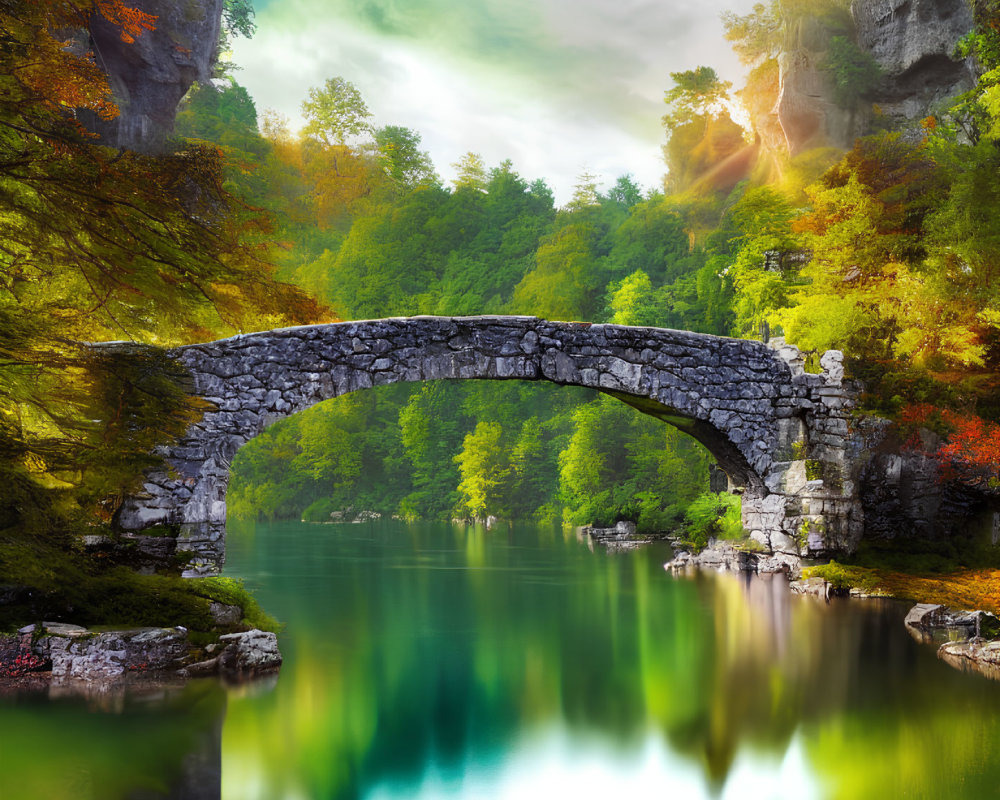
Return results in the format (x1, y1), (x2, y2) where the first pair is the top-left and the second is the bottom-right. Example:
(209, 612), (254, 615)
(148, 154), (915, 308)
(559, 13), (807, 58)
(4, 1), (155, 124)
(94, 0), (157, 43)
(900, 404), (1000, 473)
(874, 569), (1000, 615)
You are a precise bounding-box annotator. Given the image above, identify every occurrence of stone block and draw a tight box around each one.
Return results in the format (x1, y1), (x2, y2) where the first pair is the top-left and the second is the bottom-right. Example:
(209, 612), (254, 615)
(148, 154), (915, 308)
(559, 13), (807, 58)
(217, 630), (283, 679)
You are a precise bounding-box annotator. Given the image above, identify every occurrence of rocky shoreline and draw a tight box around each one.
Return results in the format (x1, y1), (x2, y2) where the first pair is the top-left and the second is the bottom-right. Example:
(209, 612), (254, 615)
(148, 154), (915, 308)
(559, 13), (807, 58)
(663, 538), (804, 577)
(0, 621), (281, 698)
(659, 537), (1000, 682)
(904, 603), (1000, 681)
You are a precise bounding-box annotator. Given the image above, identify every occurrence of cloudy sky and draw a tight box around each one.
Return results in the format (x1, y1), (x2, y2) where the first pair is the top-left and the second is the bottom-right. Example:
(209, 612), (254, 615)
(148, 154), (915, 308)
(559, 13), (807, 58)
(231, 0), (759, 205)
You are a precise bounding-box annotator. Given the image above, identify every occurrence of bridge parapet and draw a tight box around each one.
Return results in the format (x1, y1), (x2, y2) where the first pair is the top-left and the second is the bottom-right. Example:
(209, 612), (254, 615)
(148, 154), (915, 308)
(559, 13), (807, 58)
(112, 317), (864, 574)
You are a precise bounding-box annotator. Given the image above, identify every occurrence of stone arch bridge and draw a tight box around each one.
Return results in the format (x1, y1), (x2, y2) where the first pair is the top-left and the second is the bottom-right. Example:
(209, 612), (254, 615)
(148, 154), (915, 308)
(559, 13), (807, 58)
(114, 316), (862, 574)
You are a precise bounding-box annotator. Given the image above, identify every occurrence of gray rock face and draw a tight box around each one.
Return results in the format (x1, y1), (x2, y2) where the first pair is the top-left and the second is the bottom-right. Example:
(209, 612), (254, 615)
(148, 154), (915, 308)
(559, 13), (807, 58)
(664, 539), (802, 577)
(110, 317), (866, 571)
(24, 624), (189, 682)
(217, 630), (282, 678)
(773, 16), (860, 155)
(757, 0), (974, 157)
(857, 417), (1000, 543)
(583, 520), (637, 543)
(83, 0), (223, 152)
(853, 0), (977, 128)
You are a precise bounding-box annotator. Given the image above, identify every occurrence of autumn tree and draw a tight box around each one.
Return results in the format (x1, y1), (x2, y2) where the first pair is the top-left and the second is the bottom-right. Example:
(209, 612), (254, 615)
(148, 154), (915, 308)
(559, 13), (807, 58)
(0, 0), (322, 545)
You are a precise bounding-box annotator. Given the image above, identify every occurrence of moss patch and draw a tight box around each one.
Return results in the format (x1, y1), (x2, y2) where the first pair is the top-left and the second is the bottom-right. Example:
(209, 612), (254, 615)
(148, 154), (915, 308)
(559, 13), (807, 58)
(187, 577), (281, 633)
(0, 535), (279, 634)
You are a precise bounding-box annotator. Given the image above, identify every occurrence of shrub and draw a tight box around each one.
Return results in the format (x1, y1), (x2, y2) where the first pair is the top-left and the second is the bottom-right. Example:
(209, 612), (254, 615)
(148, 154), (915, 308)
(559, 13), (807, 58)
(682, 491), (743, 550)
(821, 36), (883, 108)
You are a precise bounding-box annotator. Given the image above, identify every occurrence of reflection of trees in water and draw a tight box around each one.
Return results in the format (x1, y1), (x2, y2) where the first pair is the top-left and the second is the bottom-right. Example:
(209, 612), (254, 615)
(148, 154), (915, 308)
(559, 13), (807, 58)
(128, 688), (225, 800)
(658, 571), (1000, 796)
(219, 522), (1000, 798)
(0, 681), (227, 800)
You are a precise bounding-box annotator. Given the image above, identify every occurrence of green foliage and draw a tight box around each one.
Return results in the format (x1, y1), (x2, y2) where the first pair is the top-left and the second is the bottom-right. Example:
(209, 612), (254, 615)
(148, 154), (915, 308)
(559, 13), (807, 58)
(188, 577), (281, 632)
(558, 396), (711, 531)
(374, 125), (437, 189)
(663, 67), (733, 129)
(301, 77), (373, 146)
(803, 560), (880, 592)
(176, 79), (263, 152)
(609, 271), (661, 326)
(681, 492), (744, 551)
(455, 421), (513, 519)
(222, 0), (256, 40)
(820, 36), (883, 108)
(722, 1), (784, 66)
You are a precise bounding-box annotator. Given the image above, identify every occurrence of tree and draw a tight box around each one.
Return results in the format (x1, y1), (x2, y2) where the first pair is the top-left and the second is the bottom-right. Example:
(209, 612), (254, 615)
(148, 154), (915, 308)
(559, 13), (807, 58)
(374, 125), (437, 189)
(223, 0), (256, 39)
(567, 171), (601, 210)
(609, 271), (662, 326)
(662, 67), (733, 130)
(722, 1), (784, 66)
(301, 77), (373, 146)
(0, 0), (322, 544)
(661, 68), (745, 193)
(398, 383), (465, 518)
(451, 152), (489, 192)
(455, 421), (513, 520)
(510, 223), (602, 320)
(605, 174), (644, 210)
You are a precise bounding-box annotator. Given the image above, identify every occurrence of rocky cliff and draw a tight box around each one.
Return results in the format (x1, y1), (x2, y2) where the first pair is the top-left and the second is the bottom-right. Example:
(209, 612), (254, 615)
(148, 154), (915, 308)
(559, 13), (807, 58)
(759, 0), (976, 155)
(772, 16), (861, 155)
(854, 0), (978, 127)
(84, 0), (223, 152)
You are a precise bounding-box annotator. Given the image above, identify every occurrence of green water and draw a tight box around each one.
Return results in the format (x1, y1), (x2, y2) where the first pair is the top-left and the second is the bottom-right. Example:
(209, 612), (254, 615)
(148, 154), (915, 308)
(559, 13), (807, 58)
(3, 519), (1000, 799)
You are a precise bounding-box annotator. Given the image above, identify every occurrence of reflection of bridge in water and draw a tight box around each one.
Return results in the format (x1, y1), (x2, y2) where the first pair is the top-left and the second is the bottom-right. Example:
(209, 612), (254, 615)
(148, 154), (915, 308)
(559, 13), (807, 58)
(114, 316), (860, 573)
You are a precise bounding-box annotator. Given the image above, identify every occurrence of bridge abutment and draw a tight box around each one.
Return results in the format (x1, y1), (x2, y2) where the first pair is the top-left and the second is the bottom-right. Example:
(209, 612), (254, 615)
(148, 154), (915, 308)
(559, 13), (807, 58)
(741, 342), (864, 563)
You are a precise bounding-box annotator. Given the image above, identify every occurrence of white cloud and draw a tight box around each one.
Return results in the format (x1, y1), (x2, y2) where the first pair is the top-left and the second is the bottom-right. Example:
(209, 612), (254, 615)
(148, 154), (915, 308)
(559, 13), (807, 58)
(233, 0), (760, 204)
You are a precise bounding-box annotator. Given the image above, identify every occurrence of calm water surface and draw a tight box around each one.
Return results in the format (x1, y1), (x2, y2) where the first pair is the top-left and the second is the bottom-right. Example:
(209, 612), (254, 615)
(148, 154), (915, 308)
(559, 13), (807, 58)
(3, 519), (1000, 799)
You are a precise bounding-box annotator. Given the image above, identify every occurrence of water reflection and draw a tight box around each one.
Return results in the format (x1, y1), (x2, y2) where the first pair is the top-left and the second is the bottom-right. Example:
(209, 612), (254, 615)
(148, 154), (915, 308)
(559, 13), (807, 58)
(5, 520), (1000, 799)
(0, 681), (225, 799)
(220, 520), (1000, 799)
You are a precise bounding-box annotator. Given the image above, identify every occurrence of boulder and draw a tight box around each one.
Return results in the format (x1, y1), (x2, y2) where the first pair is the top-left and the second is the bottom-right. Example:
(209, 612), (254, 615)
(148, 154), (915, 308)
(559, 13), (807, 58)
(216, 630), (282, 679)
(209, 602), (242, 627)
(904, 603), (947, 629)
(939, 638), (1000, 681)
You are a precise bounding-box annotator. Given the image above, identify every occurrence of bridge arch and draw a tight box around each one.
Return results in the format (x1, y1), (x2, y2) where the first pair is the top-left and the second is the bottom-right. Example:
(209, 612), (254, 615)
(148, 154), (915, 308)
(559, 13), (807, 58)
(115, 316), (859, 572)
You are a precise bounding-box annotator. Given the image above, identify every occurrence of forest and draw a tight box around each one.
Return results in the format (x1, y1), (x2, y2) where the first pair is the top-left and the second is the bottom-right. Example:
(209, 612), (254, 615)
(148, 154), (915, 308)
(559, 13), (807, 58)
(6, 0), (1000, 624)
(219, 0), (1000, 540)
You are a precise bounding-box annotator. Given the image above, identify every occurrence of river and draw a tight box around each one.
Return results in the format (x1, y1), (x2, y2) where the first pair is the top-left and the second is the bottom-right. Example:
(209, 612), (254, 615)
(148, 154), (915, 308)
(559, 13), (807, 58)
(2, 519), (1000, 798)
